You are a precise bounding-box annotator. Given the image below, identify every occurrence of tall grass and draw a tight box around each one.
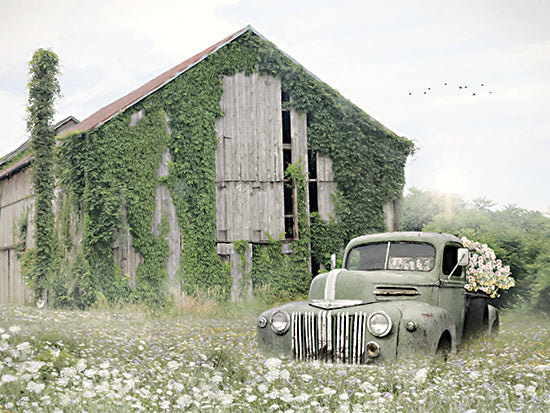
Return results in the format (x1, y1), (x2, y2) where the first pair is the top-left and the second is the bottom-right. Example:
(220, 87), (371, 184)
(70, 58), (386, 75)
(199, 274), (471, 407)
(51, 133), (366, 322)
(0, 304), (548, 412)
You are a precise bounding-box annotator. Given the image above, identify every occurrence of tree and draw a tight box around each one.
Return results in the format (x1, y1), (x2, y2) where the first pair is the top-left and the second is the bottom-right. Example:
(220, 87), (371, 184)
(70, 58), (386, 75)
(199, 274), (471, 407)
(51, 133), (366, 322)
(400, 187), (464, 231)
(25, 49), (61, 306)
(425, 204), (550, 309)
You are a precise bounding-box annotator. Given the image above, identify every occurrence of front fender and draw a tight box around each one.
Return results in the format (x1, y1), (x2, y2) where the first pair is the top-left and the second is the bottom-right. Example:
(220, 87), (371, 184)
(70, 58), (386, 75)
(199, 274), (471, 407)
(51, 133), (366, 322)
(397, 303), (457, 358)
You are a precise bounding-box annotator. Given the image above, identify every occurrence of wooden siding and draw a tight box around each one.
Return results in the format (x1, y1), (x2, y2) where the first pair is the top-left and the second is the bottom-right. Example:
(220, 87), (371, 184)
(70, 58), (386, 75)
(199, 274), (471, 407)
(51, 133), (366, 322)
(214, 72), (337, 243)
(215, 72), (286, 243)
(316, 156), (336, 221)
(0, 167), (34, 304)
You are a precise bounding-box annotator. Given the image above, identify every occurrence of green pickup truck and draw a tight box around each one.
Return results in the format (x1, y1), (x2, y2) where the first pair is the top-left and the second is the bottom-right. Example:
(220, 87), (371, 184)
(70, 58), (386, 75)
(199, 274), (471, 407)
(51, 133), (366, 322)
(257, 232), (498, 363)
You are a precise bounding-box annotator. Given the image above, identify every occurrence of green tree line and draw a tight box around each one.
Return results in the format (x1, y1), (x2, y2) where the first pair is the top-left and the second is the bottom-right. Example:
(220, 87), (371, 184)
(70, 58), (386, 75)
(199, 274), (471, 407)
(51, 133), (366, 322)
(400, 188), (550, 311)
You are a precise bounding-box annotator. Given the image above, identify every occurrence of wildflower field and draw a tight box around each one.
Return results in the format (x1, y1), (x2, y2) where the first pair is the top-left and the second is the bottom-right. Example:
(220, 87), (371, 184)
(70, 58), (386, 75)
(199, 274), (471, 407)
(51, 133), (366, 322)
(0, 304), (549, 412)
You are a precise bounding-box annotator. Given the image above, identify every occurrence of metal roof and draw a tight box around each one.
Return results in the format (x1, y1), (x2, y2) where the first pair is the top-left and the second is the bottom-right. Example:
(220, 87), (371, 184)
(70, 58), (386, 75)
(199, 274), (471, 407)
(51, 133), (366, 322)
(66, 26), (255, 134)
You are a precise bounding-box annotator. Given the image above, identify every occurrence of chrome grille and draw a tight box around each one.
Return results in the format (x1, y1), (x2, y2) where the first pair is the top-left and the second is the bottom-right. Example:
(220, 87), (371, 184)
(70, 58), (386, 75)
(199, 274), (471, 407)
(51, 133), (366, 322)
(291, 311), (367, 363)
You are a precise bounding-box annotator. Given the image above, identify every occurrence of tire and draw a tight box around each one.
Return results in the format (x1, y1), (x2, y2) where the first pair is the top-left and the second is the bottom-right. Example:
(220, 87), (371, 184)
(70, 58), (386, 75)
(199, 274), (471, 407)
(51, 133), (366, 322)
(464, 297), (488, 337)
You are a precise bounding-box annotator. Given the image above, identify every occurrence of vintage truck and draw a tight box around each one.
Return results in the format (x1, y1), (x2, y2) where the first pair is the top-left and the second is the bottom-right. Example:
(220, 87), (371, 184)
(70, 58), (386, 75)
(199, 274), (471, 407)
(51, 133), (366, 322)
(257, 232), (498, 363)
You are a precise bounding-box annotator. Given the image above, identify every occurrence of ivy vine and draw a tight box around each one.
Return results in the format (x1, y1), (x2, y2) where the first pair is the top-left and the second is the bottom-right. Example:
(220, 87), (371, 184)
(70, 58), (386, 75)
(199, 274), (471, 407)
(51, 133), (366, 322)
(45, 29), (412, 307)
(23, 49), (61, 305)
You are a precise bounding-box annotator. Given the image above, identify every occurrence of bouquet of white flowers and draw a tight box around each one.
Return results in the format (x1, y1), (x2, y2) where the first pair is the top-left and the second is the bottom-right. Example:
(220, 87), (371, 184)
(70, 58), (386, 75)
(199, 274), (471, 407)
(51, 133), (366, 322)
(461, 237), (515, 298)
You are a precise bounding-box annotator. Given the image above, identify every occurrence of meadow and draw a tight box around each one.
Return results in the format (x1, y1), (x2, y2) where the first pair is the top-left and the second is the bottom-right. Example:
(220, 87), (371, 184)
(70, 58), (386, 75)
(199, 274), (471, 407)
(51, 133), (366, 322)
(0, 303), (548, 412)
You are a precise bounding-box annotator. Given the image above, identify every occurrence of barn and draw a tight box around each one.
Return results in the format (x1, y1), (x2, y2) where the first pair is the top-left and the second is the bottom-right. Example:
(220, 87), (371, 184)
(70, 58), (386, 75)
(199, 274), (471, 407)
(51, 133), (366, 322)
(0, 26), (413, 306)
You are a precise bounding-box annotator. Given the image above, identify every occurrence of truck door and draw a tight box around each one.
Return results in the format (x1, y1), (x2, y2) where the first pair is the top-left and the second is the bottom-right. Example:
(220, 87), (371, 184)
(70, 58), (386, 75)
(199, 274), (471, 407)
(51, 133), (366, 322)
(438, 243), (467, 342)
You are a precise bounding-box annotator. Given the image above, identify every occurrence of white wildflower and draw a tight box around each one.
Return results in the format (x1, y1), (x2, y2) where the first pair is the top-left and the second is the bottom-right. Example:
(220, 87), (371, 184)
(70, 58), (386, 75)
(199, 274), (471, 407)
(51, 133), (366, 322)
(258, 383), (268, 393)
(300, 374), (313, 382)
(266, 368), (280, 382)
(26, 381), (45, 394)
(323, 387), (337, 396)
(1, 334), (10, 341)
(16, 342), (32, 355)
(359, 381), (377, 393)
(1, 374), (18, 383)
(220, 393), (233, 406)
(166, 360), (180, 370)
(23, 360), (45, 374)
(279, 368), (290, 381)
(247, 394), (258, 402)
(514, 384), (525, 395)
(266, 357), (282, 369)
(9, 325), (21, 334)
(293, 393), (310, 403)
(415, 368), (428, 384)
(76, 359), (87, 372)
(279, 387), (293, 403)
(176, 394), (192, 409)
(84, 368), (97, 378)
(61, 366), (77, 378)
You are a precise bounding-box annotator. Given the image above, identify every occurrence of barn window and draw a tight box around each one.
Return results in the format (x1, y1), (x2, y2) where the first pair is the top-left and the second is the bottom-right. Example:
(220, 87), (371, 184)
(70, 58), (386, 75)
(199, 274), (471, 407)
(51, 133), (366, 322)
(282, 111), (291, 144)
(308, 149), (318, 213)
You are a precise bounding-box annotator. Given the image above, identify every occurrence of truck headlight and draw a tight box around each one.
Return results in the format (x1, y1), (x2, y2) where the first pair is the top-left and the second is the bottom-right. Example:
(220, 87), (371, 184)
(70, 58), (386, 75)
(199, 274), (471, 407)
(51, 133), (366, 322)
(368, 311), (392, 337)
(271, 310), (290, 334)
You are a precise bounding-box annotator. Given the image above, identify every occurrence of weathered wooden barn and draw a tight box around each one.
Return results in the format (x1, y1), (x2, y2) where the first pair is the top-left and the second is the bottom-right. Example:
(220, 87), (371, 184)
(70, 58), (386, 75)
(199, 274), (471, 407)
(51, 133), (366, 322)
(0, 26), (412, 305)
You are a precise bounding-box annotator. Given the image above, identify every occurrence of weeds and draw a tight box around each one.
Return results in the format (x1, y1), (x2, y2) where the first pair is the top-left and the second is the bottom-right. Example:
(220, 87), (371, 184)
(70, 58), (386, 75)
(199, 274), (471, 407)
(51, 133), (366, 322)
(0, 304), (548, 412)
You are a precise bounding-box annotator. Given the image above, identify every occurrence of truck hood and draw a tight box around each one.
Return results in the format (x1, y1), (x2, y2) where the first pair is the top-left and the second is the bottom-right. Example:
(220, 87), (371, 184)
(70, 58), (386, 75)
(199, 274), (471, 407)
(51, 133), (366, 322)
(308, 268), (437, 309)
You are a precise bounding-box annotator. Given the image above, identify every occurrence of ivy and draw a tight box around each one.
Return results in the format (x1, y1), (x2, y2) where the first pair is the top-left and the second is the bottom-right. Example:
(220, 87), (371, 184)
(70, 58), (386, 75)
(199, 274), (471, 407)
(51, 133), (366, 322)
(249, 162), (311, 298)
(255, 38), (414, 247)
(23, 49), (61, 305)
(48, 29), (412, 307)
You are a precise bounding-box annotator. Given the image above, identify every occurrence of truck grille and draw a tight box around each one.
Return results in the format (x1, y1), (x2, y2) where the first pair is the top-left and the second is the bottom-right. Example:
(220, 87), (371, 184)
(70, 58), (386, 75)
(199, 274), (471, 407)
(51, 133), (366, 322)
(291, 311), (367, 364)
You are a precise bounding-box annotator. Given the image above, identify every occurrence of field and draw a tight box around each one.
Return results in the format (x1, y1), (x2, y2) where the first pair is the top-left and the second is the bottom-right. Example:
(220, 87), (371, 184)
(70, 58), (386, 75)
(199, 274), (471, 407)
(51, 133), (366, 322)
(0, 304), (549, 412)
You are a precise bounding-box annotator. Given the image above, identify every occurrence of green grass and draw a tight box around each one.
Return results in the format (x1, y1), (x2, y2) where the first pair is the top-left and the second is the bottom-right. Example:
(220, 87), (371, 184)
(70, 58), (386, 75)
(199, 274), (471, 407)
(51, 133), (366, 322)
(0, 304), (548, 412)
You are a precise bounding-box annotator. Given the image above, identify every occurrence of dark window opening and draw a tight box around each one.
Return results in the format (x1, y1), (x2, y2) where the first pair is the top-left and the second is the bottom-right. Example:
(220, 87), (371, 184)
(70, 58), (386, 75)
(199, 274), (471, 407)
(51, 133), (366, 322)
(283, 148), (292, 172)
(308, 149), (317, 179)
(306, 112), (312, 128)
(284, 183), (293, 215)
(311, 254), (321, 277)
(284, 216), (295, 239)
(282, 90), (290, 103)
(309, 181), (318, 213)
(282, 111), (291, 144)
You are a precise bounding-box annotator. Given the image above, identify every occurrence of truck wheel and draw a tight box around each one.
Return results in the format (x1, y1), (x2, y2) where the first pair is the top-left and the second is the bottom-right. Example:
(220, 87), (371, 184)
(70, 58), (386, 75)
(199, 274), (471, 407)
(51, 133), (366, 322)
(464, 297), (488, 337)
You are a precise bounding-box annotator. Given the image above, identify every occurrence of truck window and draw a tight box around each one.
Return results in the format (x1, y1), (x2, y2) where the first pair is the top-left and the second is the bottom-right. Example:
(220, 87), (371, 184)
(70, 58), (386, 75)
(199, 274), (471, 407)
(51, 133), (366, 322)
(346, 242), (435, 272)
(443, 244), (462, 277)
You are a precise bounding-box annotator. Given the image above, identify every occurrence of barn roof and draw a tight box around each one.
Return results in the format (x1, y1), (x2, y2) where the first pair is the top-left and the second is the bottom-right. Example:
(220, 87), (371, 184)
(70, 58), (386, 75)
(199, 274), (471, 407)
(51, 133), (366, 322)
(2, 24), (396, 176)
(65, 24), (394, 137)
(67, 25), (298, 134)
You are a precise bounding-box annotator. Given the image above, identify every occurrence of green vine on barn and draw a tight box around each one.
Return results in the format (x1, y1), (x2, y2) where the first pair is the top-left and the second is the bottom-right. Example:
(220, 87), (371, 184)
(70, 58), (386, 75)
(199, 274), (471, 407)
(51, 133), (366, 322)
(49, 29), (412, 307)
(23, 49), (61, 306)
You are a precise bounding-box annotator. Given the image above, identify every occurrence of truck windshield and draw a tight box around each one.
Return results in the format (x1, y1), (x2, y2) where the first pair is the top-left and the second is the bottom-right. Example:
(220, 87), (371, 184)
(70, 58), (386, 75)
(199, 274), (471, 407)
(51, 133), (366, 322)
(346, 241), (436, 272)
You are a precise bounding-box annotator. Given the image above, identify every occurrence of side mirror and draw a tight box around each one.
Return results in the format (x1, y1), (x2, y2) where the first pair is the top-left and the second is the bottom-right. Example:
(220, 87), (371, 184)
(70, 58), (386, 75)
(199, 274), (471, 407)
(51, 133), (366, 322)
(457, 248), (469, 266)
(330, 253), (337, 270)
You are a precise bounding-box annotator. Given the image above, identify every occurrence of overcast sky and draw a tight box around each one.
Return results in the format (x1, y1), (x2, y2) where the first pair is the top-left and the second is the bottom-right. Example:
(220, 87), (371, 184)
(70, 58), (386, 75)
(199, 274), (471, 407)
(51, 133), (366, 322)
(1, 0), (549, 212)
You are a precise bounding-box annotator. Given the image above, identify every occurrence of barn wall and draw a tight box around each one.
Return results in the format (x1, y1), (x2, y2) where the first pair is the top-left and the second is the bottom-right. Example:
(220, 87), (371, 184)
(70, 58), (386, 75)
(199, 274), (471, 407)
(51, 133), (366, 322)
(214, 71), (336, 243)
(215, 72), (286, 243)
(0, 166), (35, 304)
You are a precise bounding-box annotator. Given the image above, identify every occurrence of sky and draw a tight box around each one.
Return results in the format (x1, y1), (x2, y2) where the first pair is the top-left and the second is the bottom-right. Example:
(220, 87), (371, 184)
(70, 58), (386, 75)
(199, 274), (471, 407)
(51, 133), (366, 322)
(1, 0), (549, 212)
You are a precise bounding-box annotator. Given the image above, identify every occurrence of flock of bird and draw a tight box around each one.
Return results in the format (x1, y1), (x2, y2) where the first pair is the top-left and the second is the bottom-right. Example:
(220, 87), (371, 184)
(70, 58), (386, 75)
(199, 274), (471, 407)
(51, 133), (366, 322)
(409, 82), (493, 96)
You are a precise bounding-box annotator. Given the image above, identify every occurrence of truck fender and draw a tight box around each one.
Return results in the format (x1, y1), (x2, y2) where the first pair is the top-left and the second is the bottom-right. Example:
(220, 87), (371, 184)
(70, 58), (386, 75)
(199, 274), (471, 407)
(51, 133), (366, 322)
(397, 303), (457, 357)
